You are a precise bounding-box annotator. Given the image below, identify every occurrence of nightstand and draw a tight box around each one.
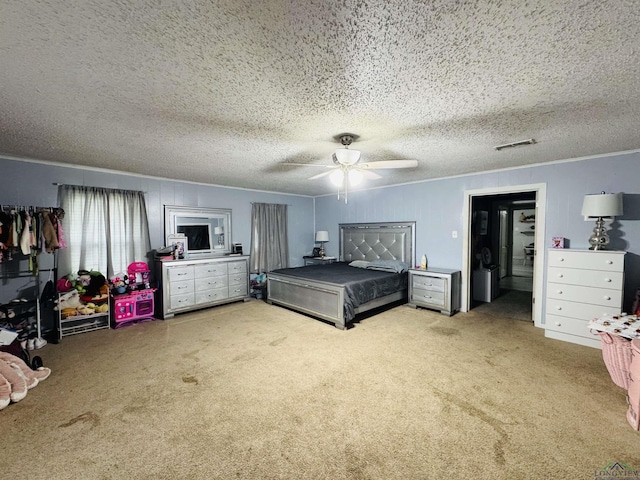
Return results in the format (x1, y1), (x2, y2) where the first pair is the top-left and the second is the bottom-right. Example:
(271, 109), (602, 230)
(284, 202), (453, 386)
(408, 268), (461, 316)
(303, 256), (336, 266)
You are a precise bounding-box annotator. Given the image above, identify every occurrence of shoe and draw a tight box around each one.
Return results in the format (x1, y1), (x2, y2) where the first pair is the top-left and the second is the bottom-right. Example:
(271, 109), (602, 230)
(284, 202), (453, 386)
(33, 337), (47, 349)
(27, 339), (35, 351)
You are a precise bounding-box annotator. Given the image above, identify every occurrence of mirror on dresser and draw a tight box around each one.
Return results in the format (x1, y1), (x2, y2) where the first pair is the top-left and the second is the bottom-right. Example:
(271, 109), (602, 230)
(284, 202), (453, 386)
(164, 205), (232, 257)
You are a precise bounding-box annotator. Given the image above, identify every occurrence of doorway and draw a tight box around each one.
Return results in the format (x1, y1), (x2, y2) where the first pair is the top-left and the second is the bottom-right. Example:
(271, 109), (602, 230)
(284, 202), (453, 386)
(461, 183), (546, 327)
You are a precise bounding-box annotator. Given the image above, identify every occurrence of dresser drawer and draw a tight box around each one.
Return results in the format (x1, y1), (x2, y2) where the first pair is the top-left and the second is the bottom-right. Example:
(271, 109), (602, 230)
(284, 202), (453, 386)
(168, 266), (194, 282)
(546, 283), (622, 307)
(228, 261), (247, 274)
(545, 314), (597, 337)
(545, 297), (621, 320)
(170, 293), (195, 310)
(228, 273), (246, 286)
(412, 275), (446, 292)
(229, 283), (248, 297)
(195, 276), (229, 292)
(196, 287), (228, 304)
(547, 266), (623, 290)
(411, 289), (445, 308)
(194, 263), (227, 279)
(170, 279), (194, 296)
(547, 250), (624, 272)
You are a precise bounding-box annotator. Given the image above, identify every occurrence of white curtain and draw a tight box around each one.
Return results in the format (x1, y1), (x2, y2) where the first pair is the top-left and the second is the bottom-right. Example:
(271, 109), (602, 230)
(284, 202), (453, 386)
(57, 185), (151, 277)
(250, 203), (288, 274)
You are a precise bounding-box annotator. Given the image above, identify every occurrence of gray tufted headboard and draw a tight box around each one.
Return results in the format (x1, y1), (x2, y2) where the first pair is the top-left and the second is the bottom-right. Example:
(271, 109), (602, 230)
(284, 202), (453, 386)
(339, 222), (416, 266)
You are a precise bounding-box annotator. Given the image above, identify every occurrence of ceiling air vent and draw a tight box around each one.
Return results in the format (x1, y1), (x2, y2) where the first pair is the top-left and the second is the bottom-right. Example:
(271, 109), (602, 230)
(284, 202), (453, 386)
(494, 139), (536, 151)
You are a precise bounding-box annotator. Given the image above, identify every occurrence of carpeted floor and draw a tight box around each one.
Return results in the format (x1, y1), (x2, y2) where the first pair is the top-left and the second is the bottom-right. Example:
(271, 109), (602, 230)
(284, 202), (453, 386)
(2, 299), (638, 479)
(473, 288), (533, 322)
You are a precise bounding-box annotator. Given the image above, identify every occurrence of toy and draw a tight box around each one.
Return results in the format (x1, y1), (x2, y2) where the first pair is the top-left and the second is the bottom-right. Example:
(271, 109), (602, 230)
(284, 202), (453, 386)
(85, 271), (107, 297)
(0, 351), (51, 410)
(127, 262), (151, 290)
(56, 277), (72, 293)
(54, 289), (82, 311)
(109, 272), (129, 294)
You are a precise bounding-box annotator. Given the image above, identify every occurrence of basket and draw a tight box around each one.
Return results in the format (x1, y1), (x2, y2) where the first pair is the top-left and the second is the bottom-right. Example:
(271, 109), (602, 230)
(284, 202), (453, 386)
(598, 332), (633, 389)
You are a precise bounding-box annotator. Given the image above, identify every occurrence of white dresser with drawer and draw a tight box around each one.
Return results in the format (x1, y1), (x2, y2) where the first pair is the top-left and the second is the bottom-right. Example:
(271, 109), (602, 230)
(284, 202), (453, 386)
(545, 249), (625, 348)
(156, 256), (250, 319)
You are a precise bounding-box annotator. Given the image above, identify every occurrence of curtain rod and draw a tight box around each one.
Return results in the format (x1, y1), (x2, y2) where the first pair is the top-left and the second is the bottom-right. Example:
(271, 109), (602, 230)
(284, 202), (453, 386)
(53, 183), (148, 194)
(250, 202), (292, 206)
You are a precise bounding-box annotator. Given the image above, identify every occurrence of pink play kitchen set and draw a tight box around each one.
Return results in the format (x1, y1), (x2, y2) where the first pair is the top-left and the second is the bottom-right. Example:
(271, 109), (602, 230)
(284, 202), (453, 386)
(110, 262), (156, 328)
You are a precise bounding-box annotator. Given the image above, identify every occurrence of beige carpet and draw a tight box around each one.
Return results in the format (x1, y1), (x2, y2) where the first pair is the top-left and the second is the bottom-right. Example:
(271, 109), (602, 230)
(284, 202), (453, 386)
(3, 300), (638, 479)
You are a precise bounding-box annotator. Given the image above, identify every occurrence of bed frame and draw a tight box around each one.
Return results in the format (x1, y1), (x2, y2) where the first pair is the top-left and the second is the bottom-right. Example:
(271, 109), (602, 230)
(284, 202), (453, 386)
(267, 221), (416, 329)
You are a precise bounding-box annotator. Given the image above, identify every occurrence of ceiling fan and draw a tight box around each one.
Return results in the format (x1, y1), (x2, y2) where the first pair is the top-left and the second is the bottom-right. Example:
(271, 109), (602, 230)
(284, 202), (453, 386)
(285, 134), (418, 203)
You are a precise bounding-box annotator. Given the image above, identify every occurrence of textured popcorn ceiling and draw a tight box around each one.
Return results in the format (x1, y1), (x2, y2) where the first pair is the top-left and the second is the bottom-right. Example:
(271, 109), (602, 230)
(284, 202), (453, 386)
(1, 1), (639, 196)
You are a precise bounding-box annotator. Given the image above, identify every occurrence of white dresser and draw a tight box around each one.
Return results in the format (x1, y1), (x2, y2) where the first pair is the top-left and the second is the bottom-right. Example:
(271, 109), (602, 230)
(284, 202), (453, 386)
(545, 249), (625, 348)
(156, 256), (250, 319)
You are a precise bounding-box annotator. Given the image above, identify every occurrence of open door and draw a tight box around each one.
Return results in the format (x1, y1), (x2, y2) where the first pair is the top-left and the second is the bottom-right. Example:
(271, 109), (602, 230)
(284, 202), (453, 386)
(461, 183), (546, 328)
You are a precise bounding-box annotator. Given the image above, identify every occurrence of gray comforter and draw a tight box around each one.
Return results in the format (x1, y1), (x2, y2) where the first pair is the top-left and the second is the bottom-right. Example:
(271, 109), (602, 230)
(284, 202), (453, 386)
(270, 262), (408, 321)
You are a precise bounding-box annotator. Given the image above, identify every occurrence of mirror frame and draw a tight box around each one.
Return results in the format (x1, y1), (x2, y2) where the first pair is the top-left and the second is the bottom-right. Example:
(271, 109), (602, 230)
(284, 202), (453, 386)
(164, 205), (232, 257)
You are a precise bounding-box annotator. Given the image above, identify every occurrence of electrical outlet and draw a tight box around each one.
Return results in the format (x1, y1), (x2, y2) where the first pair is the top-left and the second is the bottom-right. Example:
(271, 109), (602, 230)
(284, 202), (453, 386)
(452, 230), (458, 238)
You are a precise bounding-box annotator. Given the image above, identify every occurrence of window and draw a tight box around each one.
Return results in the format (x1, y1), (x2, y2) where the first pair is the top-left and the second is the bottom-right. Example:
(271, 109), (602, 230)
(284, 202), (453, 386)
(57, 186), (151, 277)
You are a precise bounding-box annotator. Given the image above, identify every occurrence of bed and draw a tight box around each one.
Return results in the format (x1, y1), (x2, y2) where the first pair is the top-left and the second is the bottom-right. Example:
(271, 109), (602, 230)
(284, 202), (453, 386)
(267, 221), (415, 329)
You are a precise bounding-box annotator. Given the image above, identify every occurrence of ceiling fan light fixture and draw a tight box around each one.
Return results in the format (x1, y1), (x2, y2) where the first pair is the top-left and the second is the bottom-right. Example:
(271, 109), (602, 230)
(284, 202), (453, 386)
(348, 169), (363, 186)
(334, 148), (360, 166)
(330, 169), (345, 186)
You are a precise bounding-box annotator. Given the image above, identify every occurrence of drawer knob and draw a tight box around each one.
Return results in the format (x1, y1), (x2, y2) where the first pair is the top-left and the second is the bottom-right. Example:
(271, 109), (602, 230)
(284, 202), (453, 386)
(604, 278), (611, 282)
(556, 306), (562, 310)
(604, 296), (611, 301)
(559, 258), (565, 262)
(607, 260), (613, 265)
(555, 322), (561, 326)
(557, 290), (563, 295)
(557, 274), (563, 278)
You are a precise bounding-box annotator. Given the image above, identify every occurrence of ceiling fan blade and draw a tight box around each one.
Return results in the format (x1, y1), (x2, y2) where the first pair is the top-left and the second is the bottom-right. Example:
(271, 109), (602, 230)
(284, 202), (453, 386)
(282, 163), (334, 168)
(356, 169), (383, 180)
(308, 169), (337, 180)
(359, 160), (418, 169)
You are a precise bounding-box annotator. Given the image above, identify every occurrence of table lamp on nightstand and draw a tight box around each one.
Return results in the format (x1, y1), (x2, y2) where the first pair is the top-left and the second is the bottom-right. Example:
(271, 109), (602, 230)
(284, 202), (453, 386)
(315, 231), (329, 257)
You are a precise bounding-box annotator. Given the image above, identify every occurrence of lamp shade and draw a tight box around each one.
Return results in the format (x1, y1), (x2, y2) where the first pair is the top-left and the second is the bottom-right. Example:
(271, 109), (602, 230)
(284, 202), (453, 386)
(334, 148), (361, 166)
(214, 226), (223, 234)
(315, 231), (329, 242)
(581, 192), (623, 218)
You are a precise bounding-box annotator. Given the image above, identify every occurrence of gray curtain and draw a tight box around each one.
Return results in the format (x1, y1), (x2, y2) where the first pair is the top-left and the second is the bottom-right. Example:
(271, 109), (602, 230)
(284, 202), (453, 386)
(57, 185), (151, 277)
(250, 203), (288, 274)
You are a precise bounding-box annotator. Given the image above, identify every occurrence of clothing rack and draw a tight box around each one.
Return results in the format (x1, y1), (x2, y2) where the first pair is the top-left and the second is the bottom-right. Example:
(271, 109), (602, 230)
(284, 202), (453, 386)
(0, 204), (63, 344)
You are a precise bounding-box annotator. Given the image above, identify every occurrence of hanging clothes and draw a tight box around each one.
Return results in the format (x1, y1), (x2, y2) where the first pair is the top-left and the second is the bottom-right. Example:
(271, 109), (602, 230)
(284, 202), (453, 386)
(40, 210), (59, 253)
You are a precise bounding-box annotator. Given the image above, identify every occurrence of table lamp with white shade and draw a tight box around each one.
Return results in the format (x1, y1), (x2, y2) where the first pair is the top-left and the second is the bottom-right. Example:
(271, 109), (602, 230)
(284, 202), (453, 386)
(581, 192), (623, 250)
(315, 230), (329, 257)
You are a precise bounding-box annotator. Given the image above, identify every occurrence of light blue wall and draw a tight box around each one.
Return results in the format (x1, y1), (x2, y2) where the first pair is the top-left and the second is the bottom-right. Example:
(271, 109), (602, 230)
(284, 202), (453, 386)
(3, 151), (639, 313)
(315, 151), (640, 311)
(0, 157), (315, 287)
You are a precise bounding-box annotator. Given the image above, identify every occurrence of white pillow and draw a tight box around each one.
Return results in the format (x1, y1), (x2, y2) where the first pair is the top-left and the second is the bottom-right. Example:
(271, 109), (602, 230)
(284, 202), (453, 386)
(348, 260), (371, 269)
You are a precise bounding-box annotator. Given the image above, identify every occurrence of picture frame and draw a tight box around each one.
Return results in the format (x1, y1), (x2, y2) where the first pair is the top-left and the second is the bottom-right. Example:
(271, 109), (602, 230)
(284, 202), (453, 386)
(167, 233), (188, 259)
(552, 236), (565, 249)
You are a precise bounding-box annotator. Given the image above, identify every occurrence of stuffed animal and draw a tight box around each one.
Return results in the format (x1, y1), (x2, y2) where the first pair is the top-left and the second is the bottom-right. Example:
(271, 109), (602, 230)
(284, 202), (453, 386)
(0, 352), (51, 410)
(54, 289), (82, 311)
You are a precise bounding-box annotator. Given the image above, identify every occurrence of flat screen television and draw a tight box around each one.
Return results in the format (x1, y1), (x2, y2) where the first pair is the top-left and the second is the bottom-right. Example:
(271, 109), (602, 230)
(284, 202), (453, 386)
(177, 223), (212, 254)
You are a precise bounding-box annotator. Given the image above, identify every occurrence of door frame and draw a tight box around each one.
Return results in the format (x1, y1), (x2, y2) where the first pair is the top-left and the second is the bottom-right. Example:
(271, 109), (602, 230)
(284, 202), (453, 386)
(461, 183), (547, 328)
